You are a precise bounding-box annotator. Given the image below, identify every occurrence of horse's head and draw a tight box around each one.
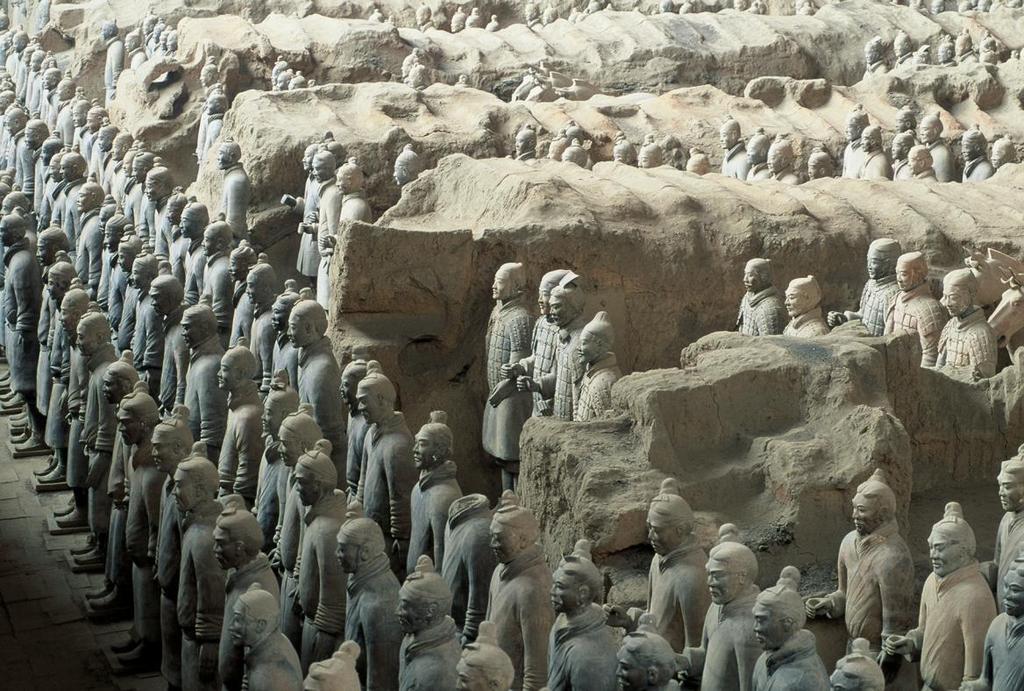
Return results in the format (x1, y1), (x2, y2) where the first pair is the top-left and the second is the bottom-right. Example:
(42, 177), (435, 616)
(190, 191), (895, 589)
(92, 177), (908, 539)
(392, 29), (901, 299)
(989, 269), (1024, 347)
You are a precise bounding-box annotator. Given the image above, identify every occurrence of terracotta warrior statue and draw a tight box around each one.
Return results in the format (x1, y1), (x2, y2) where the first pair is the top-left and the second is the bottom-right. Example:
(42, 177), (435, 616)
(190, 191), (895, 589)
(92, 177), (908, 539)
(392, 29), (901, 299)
(804, 470), (914, 680)
(737, 259), (787, 336)
(1, 209), (41, 443)
(295, 439), (348, 673)
(917, 113), (954, 182)
(638, 134), (664, 169)
(515, 272), (586, 422)
(456, 619), (515, 690)
(720, 116), (751, 180)
(394, 144), (422, 188)
(272, 280), (301, 400)
(962, 126), (996, 182)
(129, 252), (163, 399)
(842, 106), (870, 179)
(615, 614), (680, 691)
(991, 138), (1017, 171)
(312, 147), (340, 307)
(276, 404), (323, 650)
(217, 338), (265, 505)
(613, 133), (637, 166)
(863, 36), (887, 76)
(964, 555), (1024, 690)
(547, 539), (618, 690)
(443, 494), (498, 645)
(200, 215), (235, 346)
(752, 566), (828, 690)
(246, 255), (277, 393)
(408, 411), (462, 574)
(173, 446), (228, 691)
(679, 524), (760, 691)
(857, 125), (891, 181)
(255, 371), (297, 550)
(891, 132), (915, 181)
(827, 238), (901, 337)
(983, 454), (1024, 613)
(214, 501), (279, 691)
(505, 269), (568, 417)
(745, 129), (771, 181)
(882, 503), (996, 689)
(885, 251), (947, 367)
(767, 137), (801, 184)
(908, 145), (936, 180)
(829, 638), (885, 691)
(227, 240), (257, 347)
(231, 584), (302, 691)
(305, 641), (361, 691)
(290, 290), (346, 480)
(483, 262), (534, 488)
(486, 491), (554, 691)
(180, 199), (209, 304)
(287, 141), (321, 286)
(153, 406), (195, 690)
(575, 311), (622, 421)
(182, 299), (228, 459)
(783, 276), (829, 337)
(217, 138), (251, 241)
(398, 555), (461, 690)
(151, 269), (187, 413)
(516, 124), (537, 161)
(936, 268), (997, 379)
(354, 360), (416, 571)
(605, 479), (710, 652)
(336, 500), (403, 691)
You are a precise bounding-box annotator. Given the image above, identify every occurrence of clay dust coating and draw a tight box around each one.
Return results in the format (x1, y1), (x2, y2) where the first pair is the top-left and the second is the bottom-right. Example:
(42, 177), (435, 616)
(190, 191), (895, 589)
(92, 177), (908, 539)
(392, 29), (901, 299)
(5, 0), (1024, 688)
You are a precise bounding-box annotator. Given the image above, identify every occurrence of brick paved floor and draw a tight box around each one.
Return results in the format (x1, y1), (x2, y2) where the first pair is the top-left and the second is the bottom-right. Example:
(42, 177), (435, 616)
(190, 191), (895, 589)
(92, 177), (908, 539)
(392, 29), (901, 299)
(0, 411), (165, 691)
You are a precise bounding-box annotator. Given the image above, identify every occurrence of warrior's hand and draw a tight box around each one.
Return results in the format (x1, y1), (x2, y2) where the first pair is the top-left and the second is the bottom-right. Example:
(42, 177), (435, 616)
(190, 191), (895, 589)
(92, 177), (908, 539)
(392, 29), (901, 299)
(826, 311), (847, 328)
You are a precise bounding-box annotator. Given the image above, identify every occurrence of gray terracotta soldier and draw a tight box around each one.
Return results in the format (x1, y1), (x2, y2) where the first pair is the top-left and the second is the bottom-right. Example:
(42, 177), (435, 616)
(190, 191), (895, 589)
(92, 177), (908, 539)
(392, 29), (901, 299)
(173, 447), (228, 691)
(858, 126), (892, 181)
(638, 134), (664, 169)
(885, 251), (947, 367)
(720, 116), (751, 180)
(337, 156), (371, 229)
(605, 479), (710, 652)
(443, 494), (498, 644)
(74, 176), (106, 298)
(842, 106), (870, 179)
(230, 584), (302, 691)
(891, 132), (915, 181)
(908, 145), (936, 180)
(804, 470), (915, 682)
(217, 338), (265, 505)
(200, 215), (235, 346)
(295, 440), (348, 673)
(218, 138), (251, 241)
(613, 133), (637, 166)
(255, 371), (298, 550)
(963, 555), (1024, 690)
(341, 358), (369, 497)
(615, 614), (681, 691)
(918, 113), (954, 182)
(180, 199), (208, 303)
(752, 566), (828, 690)
(398, 555), (461, 690)
(130, 252), (163, 398)
(486, 491), (554, 691)
(214, 500), (280, 691)
(153, 406), (195, 689)
(200, 89), (228, 166)
(117, 381), (164, 668)
(830, 638), (885, 691)
(143, 160), (174, 254)
(1, 208), (41, 441)
(806, 148), (834, 180)
(678, 524), (760, 691)
(408, 411), (462, 574)
(983, 454), (1024, 612)
(122, 149), (154, 239)
(79, 310), (119, 568)
(312, 147), (341, 307)
(272, 279), (301, 389)
(936, 268), (998, 379)
(288, 141), (322, 286)
(113, 232), (142, 352)
(991, 138), (1017, 171)
(336, 500), (403, 691)
(276, 404), (323, 650)
(515, 124), (536, 161)
(51, 282), (90, 521)
(745, 129), (771, 181)
(882, 503), (996, 689)
(504, 269), (565, 420)
(575, 311), (621, 421)
(766, 137), (801, 184)
(962, 127), (996, 182)
(547, 539), (618, 691)
(246, 255), (277, 392)
(783, 276), (829, 337)
(304, 641), (362, 691)
(893, 31), (914, 66)
(863, 36), (887, 76)
(483, 262), (533, 488)
(289, 291), (346, 479)
(394, 144), (422, 188)
(151, 269), (187, 413)
(456, 620), (515, 690)
(182, 299), (229, 459)
(736, 259), (786, 336)
(30, 231), (69, 460)
(102, 20), (123, 105)
(517, 273), (586, 422)
(355, 360), (416, 571)
(228, 240), (257, 346)
(827, 239), (901, 336)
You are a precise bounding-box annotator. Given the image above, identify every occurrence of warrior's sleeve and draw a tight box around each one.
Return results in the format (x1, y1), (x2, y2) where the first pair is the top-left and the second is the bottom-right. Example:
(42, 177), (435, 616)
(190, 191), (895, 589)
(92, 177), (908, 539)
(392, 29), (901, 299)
(385, 434), (417, 541)
(312, 523), (346, 635)
(194, 532), (226, 640)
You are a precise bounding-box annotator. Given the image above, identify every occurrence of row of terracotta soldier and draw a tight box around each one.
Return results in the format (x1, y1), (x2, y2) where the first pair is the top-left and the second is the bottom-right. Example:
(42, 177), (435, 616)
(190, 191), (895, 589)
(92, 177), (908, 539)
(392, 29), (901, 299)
(736, 240), (1000, 380)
